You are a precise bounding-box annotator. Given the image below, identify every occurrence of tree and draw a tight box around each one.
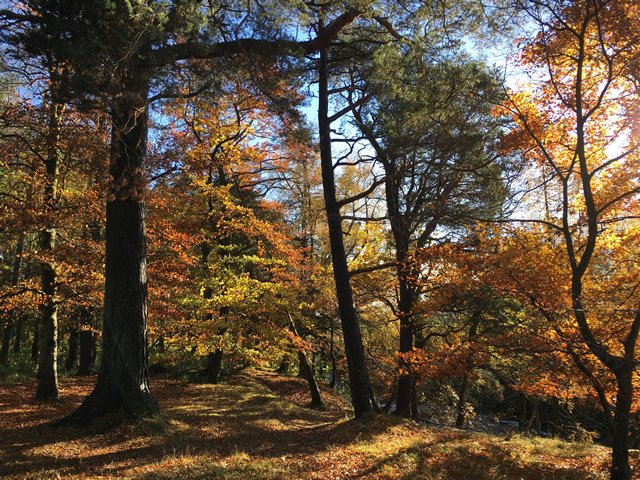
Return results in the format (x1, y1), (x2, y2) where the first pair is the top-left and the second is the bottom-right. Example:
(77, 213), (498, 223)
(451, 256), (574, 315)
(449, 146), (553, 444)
(0, 1), (359, 422)
(35, 91), (63, 401)
(153, 82), (311, 381)
(317, 39), (379, 417)
(499, 1), (640, 477)
(0, 87), (108, 383)
(348, 44), (506, 417)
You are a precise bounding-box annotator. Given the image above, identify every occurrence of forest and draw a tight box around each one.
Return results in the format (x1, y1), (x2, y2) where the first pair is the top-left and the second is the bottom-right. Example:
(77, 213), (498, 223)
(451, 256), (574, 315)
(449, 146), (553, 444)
(0, 1), (638, 479)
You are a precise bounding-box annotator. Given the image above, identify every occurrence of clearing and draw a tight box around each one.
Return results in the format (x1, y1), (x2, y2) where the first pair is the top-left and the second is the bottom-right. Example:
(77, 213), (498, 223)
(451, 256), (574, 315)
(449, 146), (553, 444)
(0, 371), (634, 479)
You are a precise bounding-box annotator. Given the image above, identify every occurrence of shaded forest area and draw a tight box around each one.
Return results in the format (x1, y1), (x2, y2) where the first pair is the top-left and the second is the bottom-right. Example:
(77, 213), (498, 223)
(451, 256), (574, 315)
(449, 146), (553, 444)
(0, 1), (639, 479)
(2, 371), (635, 479)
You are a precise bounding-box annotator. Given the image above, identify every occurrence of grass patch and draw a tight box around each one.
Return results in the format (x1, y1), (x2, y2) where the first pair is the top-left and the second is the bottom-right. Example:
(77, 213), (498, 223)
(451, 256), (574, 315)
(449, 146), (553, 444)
(0, 371), (629, 479)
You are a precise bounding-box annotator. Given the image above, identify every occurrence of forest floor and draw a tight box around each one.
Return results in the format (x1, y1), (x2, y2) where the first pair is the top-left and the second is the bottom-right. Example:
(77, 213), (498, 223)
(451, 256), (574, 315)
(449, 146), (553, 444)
(0, 370), (636, 479)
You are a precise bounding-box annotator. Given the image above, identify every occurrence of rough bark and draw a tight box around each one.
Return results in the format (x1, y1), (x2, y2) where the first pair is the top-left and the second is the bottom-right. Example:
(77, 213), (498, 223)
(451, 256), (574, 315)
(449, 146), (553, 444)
(297, 355), (307, 378)
(610, 369), (633, 480)
(387, 177), (415, 417)
(36, 99), (62, 401)
(394, 271), (414, 417)
(455, 374), (470, 429)
(318, 45), (374, 418)
(60, 97), (157, 423)
(36, 258), (59, 400)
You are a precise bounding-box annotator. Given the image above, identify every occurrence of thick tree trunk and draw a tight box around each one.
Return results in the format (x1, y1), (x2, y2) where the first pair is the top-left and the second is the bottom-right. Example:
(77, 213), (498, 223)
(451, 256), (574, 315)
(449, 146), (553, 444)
(36, 100), (62, 401)
(36, 258), (59, 400)
(610, 369), (633, 480)
(318, 46), (374, 418)
(65, 329), (79, 372)
(61, 98), (157, 423)
(78, 329), (95, 375)
(206, 349), (223, 384)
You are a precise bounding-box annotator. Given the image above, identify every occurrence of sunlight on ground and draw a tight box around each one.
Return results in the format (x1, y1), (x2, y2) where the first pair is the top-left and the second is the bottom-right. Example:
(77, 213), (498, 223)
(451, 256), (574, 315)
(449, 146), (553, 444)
(0, 372), (629, 479)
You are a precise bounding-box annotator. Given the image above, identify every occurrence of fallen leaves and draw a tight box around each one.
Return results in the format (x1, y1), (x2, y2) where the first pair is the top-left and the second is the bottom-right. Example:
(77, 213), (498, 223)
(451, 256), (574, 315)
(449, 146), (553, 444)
(0, 372), (630, 479)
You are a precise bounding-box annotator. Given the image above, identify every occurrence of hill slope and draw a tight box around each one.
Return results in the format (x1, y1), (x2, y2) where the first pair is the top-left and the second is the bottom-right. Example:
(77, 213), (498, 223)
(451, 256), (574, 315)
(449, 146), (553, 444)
(0, 371), (634, 479)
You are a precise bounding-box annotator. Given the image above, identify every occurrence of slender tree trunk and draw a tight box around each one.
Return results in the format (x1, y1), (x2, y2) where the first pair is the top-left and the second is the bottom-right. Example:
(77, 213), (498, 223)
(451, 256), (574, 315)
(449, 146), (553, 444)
(390, 214), (417, 417)
(382, 159), (416, 418)
(36, 99), (63, 401)
(610, 369), (633, 480)
(298, 349), (323, 407)
(318, 45), (374, 418)
(289, 314), (323, 407)
(65, 329), (79, 372)
(395, 275), (414, 417)
(78, 329), (94, 375)
(61, 96), (157, 423)
(297, 354), (307, 378)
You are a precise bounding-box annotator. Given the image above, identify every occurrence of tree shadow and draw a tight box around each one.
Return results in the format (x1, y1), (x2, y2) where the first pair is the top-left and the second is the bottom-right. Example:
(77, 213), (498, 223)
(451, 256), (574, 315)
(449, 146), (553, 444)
(0, 373), (393, 479)
(348, 435), (609, 480)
